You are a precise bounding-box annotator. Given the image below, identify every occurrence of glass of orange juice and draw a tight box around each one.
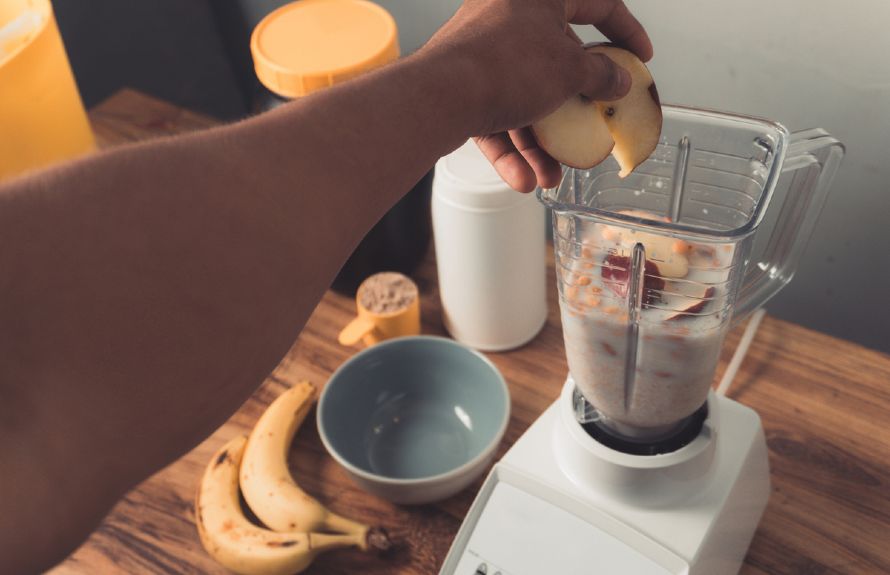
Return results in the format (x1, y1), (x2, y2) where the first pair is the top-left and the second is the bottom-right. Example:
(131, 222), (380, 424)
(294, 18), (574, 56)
(0, 0), (95, 182)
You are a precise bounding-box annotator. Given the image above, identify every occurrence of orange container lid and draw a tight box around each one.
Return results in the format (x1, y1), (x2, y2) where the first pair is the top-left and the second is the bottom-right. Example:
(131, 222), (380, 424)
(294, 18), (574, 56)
(251, 0), (399, 98)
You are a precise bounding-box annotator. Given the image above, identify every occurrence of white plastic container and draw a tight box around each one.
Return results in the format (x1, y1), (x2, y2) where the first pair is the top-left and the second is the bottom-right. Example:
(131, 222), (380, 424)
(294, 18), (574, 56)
(432, 139), (547, 351)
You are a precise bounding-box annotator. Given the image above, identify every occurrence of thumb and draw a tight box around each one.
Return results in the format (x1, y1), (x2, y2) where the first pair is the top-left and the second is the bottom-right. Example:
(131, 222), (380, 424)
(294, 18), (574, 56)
(571, 50), (631, 102)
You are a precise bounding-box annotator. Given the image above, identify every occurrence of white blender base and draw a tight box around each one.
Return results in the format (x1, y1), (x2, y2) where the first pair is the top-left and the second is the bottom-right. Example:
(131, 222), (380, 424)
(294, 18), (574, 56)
(440, 379), (770, 575)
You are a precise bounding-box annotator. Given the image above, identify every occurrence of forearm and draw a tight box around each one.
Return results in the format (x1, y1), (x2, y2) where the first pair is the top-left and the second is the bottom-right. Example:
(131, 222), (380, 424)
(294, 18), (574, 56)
(0, 48), (483, 572)
(0, 0), (655, 565)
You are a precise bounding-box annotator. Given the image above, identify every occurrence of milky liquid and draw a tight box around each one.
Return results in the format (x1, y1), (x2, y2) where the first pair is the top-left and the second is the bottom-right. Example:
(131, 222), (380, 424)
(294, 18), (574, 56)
(558, 220), (736, 436)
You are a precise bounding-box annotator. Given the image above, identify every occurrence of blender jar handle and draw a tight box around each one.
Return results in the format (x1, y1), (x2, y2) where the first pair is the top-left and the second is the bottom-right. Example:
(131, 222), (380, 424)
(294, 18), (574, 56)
(733, 129), (845, 322)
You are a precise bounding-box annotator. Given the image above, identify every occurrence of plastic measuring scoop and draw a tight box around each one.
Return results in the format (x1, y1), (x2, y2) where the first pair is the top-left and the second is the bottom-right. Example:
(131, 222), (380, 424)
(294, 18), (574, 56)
(338, 273), (421, 347)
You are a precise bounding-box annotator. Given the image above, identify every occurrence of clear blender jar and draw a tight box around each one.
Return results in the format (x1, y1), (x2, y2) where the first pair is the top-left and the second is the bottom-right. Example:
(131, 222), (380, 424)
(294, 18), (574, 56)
(539, 106), (843, 450)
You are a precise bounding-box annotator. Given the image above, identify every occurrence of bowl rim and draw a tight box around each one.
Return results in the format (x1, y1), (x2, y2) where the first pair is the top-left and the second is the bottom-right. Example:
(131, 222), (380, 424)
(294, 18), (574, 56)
(316, 335), (511, 486)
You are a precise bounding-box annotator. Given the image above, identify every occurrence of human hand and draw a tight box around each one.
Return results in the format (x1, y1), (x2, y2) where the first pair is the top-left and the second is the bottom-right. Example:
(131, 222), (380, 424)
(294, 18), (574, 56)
(423, 0), (652, 192)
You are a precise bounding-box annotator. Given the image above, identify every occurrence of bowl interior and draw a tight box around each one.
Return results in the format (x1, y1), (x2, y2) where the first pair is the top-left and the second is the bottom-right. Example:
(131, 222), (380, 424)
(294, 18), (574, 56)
(319, 337), (509, 480)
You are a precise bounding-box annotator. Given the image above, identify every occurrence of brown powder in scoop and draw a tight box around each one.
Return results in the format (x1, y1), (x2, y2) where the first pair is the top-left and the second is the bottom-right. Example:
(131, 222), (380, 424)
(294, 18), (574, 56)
(358, 272), (418, 314)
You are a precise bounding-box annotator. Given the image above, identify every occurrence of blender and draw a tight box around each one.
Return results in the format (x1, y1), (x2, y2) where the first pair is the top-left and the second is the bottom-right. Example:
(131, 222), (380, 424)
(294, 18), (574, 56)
(440, 106), (843, 574)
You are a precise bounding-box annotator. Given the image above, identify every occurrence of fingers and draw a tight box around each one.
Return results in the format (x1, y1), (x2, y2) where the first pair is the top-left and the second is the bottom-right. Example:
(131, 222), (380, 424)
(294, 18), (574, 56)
(508, 128), (564, 189)
(572, 49), (631, 102)
(474, 129), (563, 193)
(597, 2), (653, 62)
(475, 133), (537, 193)
(566, 0), (653, 62)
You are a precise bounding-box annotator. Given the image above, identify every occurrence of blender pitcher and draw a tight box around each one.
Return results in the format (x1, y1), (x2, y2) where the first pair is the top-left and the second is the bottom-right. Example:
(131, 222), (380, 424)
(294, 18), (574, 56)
(539, 106), (843, 447)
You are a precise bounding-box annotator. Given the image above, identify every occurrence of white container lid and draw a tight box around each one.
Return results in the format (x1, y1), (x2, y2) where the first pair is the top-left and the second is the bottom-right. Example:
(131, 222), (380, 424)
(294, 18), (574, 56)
(434, 139), (537, 211)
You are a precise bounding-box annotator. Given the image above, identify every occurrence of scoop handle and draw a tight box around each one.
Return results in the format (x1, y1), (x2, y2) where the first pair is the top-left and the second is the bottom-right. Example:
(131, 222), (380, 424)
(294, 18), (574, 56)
(338, 316), (375, 346)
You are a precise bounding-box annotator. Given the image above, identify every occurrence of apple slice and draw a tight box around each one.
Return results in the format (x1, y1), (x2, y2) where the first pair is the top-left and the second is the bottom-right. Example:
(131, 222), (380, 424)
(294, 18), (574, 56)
(601, 226), (689, 278)
(601, 254), (665, 306)
(531, 45), (662, 177)
(587, 45), (662, 177)
(600, 211), (689, 278)
(666, 286), (717, 321)
(530, 95), (614, 169)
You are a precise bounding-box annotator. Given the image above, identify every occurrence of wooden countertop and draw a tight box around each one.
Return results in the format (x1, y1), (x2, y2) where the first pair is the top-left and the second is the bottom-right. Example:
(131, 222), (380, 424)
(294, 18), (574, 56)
(51, 90), (890, 574)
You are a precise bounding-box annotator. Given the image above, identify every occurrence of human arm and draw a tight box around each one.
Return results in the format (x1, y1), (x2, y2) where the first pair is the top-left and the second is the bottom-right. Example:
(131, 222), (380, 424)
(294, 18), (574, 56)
(0, 1), (650, 572)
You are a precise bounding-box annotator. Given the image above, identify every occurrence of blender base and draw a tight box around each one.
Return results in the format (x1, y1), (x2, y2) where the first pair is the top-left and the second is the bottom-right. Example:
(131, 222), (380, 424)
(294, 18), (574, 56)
(439, 377), (770, 575)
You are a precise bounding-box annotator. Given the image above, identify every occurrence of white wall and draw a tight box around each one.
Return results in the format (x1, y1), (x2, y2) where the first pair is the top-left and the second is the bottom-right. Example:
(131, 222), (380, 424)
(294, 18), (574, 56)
(379, 0), (890, 351)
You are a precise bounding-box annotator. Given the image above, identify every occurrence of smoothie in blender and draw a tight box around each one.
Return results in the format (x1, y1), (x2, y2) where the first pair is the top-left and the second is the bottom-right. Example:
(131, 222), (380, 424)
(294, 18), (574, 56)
(556, 211), (738, 437)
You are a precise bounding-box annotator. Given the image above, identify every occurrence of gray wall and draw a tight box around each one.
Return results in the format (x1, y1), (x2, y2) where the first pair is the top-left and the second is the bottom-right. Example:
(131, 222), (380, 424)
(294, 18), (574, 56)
(587, 0), (890, 353)
(53, 0), (889, 351)
(378, 0), (890, 353)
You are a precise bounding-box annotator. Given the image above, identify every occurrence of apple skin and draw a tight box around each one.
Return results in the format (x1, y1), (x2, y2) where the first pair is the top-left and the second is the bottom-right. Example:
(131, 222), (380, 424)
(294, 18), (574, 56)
(666, 286), (717, 321)
(601, 254), (665, 307)
(600, 219), (690, 279)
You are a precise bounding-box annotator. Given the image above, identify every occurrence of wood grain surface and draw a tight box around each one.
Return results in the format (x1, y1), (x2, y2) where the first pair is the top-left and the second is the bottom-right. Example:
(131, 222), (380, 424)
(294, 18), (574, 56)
(50, 90), (890, 574)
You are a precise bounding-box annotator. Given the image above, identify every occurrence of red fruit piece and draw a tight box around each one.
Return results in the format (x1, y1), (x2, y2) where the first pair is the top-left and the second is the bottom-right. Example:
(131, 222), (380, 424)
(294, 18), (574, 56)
(666, 286), (717, 321)
(601, 254), (665, 306)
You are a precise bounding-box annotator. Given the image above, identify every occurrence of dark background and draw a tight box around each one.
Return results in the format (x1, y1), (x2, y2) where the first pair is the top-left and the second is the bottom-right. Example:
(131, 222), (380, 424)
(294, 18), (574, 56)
(53, 0), (259, 119)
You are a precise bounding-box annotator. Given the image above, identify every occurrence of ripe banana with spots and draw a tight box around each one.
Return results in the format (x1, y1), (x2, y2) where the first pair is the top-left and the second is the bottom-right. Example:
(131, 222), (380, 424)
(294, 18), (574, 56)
(239, 380), (368, 536)
(196, 435), (376, 575)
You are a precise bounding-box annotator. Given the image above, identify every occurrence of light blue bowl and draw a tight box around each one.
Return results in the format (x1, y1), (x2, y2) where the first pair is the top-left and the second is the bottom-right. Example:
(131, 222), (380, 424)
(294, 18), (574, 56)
(317, 336), (510, 504)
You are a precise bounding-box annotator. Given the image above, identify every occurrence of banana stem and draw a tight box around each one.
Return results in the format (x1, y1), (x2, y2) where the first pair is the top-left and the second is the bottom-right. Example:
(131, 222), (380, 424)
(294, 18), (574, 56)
(308, 532), (365, 552)
(322, 513), (369, 538)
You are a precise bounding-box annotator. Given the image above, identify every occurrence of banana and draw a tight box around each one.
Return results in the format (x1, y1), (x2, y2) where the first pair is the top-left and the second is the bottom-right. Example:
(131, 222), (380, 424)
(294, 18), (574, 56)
(240, 381), (368, 536)
(196, 435), (368, 575)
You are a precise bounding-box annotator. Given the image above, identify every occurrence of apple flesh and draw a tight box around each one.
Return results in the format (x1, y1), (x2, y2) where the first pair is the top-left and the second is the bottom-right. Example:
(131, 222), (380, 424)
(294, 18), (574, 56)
(601, 226), (689, 278)
(531, 45), (662, 176)
(666, 286), (717, 321)
(600, 211), (689, 279)
(531, 96), (614, 169)
(587, 45), (662, 177)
